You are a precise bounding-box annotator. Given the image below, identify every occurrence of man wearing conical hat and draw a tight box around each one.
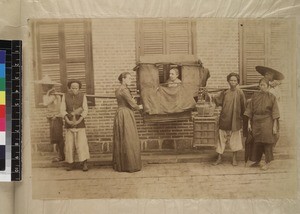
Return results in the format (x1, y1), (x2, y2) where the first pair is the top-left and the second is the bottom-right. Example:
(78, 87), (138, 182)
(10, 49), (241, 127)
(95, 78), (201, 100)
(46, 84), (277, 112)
(35, 75), (65, 162)
(255, 66), (284, 148)
(255, 66), (284, 103)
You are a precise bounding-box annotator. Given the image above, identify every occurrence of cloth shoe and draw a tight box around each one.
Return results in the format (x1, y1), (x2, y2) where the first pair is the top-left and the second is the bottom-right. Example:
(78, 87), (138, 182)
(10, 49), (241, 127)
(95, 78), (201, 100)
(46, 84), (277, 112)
(261, 163), (270, 171)
(212, 155), (222, 166)
(66, 163), (75, 171)
(82, 160), (88, 172)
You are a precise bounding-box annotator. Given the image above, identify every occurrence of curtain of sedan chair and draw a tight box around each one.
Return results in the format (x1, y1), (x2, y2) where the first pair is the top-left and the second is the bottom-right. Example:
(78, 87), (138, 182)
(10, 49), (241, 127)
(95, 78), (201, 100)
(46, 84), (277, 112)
(181, 65), (200, 98)
(139, 63), (196, 115)
(138, 64), (160, 114)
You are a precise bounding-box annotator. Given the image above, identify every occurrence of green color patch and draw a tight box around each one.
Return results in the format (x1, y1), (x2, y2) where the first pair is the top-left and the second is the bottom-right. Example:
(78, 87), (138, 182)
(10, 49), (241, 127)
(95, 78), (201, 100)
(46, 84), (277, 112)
(0, 78), (5, 91)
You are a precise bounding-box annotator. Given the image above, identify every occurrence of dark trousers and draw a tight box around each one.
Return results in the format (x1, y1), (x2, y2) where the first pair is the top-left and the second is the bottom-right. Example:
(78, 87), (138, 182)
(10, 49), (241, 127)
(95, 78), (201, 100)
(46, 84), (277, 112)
(250, 142), (274, 163)
(48, 117), (65, 159)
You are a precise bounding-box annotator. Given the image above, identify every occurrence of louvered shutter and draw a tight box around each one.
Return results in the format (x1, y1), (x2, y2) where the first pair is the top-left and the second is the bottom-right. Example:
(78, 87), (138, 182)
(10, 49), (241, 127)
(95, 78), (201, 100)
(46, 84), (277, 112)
(33, 20), (94, 106)
(37, 21), (61, 87)
(239, 19), (296, 143)
(239, 20), (266, 85)
(266, 19), (295, 141)
(240, 19), (293, 88)
(267, 19), (292, 98)
(139, 20), (165, 56)
(138, 20), (165, 82)
(64, 22), (88, 93)
(137, 19), (195, 83)
(138, 19), (194, 56)
(166, 20), (192, 54)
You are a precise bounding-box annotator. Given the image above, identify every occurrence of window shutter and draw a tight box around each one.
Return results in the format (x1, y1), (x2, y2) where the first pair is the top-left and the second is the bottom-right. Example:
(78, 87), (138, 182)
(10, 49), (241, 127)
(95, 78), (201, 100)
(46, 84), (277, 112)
(240, 19), (293, 88)
(37, 22), (61, 86)
(166, 20), (192, 54)
(137, 19), (196, 83)
(64, 22), (88, 93)
(33, 19), (95, 106)
(239, 20), (266, 85)
(267, 19), (292, 97)
(138, 19), (194, 57)
(139, 20), (165, 56)
(239, 19), (296, 143)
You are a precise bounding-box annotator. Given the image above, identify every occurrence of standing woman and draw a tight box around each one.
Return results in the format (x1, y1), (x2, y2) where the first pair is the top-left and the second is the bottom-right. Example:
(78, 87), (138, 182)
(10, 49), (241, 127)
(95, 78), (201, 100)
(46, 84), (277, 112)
(244, 78), (280, 170)
(113, 72), (143, 172)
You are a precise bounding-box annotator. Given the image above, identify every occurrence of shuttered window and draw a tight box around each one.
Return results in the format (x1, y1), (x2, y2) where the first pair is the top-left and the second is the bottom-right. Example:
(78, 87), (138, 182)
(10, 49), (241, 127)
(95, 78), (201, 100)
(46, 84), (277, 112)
(239, 20), (266, 85)
(136, 19), (196, 83)
(239, 19), (296, 141)
(32, 19), (95, 107)
(239, 19), (293, 89)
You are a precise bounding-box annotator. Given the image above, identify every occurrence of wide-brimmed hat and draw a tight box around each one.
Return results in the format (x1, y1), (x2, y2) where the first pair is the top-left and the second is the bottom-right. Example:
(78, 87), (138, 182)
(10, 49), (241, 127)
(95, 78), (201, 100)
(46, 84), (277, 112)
(255, 66), (285, 80)
(35, 75), (61, 85)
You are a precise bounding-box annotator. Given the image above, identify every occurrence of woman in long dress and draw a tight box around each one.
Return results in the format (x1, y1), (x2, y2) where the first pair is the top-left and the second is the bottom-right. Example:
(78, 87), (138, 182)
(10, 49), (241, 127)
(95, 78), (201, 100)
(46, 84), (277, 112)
(244, 78), (280, 170)
(113, 72), (143, 172)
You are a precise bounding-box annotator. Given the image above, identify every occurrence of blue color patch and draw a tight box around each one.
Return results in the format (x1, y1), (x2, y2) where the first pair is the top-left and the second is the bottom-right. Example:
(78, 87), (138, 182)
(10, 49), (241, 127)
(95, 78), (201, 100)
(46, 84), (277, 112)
(0, 64), (5, 78)
(0, 51), (5, 64)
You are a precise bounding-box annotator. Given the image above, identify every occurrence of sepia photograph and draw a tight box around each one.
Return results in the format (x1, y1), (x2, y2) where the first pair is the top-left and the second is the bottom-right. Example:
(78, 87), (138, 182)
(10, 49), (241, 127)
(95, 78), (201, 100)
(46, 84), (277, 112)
(29, 18), (297, 199)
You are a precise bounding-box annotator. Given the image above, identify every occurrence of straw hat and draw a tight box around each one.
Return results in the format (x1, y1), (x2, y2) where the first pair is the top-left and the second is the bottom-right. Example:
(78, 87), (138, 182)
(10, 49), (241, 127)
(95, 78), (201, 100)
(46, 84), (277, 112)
(255, 66), (285, 80)
(35, 75), (61, 85)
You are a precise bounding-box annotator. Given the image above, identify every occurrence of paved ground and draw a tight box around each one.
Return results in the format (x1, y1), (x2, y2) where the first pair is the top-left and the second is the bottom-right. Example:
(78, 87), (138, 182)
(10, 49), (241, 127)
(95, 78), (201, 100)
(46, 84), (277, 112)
(32, 157), (297, 200)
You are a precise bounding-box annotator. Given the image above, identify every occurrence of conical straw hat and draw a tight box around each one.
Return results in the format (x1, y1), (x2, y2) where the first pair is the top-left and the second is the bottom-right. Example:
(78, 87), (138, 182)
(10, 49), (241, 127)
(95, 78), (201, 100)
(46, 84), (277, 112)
(35, 75), (61, 85)
(255, 66), (284, 80)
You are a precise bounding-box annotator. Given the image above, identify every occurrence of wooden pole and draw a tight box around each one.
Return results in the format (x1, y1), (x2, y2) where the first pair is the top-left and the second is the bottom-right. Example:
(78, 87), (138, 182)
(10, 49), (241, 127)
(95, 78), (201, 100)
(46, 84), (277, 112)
(53, 84), (258, 99)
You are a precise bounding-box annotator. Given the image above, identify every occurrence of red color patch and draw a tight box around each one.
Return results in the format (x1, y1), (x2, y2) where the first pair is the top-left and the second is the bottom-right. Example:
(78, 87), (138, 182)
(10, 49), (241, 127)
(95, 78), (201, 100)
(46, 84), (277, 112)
(0, 105), (5, 118)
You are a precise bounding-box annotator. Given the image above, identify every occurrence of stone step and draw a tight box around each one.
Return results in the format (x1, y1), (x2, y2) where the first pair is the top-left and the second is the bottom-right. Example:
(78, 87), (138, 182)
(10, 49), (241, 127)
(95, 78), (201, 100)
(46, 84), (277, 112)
(32, 148), (292, 168)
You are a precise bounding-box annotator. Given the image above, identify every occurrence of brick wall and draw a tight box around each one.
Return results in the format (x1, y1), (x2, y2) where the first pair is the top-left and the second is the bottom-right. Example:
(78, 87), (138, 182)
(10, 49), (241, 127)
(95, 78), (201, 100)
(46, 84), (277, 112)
(90, 19), (195, 153)
(196, 18), (239, 88)
(87, 19), (136, 153)
(34, 18), (295, 156)
(31, 18), (241, 154)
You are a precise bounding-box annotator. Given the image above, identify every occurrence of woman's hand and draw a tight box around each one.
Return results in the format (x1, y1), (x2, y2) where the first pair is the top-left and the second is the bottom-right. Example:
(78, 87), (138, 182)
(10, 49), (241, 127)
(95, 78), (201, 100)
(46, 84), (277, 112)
(248, 124), (252, 132)
(138, 105), (143, 110)
(247, 121), (252, 132)
(273, 124), (277, 135)
(273, 119), (278, 135)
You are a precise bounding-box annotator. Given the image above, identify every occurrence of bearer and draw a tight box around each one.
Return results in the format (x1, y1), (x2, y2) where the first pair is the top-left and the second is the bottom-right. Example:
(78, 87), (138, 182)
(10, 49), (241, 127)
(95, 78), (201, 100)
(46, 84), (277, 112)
(36, 75), (65, 162)
(212, 73), (246, 166)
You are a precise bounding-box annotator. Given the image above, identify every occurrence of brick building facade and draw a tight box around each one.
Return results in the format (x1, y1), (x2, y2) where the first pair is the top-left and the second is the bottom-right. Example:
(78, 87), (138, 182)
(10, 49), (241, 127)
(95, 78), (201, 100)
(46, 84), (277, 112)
(30, 18), (296, 157)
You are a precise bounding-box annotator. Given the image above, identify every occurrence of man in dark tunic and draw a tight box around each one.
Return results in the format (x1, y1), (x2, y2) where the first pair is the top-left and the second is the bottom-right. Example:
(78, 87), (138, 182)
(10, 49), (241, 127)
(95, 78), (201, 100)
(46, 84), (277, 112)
(213, 73), (246, 166)
(244, 78), (280, 170)
(61, 80), (90, 171)
(255, 66), (284, 148)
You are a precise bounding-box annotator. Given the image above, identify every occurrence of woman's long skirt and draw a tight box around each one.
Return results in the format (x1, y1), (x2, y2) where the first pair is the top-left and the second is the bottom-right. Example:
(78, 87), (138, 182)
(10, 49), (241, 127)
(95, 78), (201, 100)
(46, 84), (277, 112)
(113, 107), (142, 172)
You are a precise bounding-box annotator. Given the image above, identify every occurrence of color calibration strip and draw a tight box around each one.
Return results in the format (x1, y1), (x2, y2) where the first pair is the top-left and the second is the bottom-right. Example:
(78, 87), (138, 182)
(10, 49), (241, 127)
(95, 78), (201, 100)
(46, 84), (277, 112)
(0, 50), (5, 171)
(0, 40), (22, 181)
